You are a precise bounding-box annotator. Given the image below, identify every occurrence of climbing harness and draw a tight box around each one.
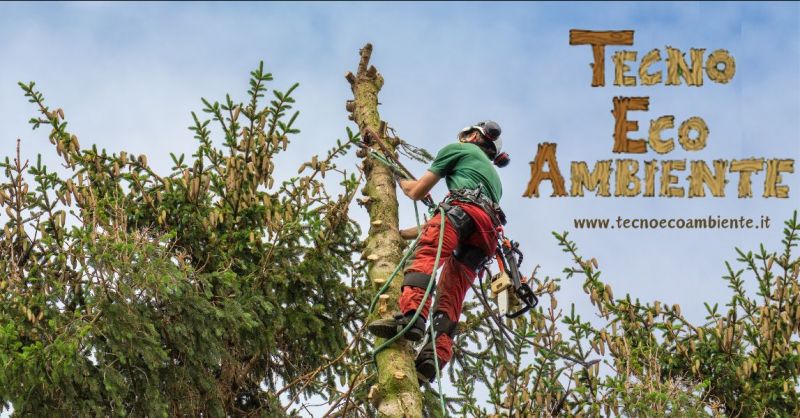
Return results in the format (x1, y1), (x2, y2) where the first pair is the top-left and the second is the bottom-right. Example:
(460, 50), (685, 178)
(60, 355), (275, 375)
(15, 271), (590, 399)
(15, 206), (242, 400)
(446, 186), (506, 226)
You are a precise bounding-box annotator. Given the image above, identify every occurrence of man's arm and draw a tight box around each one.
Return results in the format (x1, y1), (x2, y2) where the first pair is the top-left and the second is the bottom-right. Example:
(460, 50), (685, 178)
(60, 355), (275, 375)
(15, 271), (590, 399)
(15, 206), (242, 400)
(399, 171), (440, 201)
(399, 226), (420, 240)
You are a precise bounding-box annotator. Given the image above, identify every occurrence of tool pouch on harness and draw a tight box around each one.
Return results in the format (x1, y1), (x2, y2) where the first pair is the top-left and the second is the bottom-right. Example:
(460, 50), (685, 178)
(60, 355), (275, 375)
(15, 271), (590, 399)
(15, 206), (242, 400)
(439, 202), (475, 240)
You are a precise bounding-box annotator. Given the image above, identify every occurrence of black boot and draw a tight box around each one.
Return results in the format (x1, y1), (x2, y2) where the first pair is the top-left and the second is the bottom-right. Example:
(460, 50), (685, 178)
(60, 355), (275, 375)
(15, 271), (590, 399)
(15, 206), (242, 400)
(368, 312), (426, 342)
(415, 342), (438, 384)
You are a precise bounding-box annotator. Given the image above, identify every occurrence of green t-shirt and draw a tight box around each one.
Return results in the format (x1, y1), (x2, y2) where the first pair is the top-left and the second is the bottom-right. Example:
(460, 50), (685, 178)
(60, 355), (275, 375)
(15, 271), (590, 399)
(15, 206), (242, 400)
(428, 142), (503, 203)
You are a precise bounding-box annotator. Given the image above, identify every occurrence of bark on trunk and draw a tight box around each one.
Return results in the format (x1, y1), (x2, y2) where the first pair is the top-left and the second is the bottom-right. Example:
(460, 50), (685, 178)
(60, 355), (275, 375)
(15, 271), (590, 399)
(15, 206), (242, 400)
(346, 43), (424, 418)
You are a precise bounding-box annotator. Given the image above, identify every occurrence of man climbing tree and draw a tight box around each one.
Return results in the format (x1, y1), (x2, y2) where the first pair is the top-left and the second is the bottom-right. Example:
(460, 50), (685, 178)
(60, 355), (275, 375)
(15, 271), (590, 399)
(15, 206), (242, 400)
(367, 121), (511, 383)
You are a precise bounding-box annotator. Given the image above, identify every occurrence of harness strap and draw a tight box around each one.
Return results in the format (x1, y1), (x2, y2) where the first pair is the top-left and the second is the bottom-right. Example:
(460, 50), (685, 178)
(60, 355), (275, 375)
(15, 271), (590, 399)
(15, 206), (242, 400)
(445, 186), (507, 226)
(402, 272), (432, 290)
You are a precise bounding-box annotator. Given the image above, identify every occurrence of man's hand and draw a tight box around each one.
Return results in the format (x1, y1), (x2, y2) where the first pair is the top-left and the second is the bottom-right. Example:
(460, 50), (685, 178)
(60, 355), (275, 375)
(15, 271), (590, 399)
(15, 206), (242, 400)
(399, 226), (420, 240)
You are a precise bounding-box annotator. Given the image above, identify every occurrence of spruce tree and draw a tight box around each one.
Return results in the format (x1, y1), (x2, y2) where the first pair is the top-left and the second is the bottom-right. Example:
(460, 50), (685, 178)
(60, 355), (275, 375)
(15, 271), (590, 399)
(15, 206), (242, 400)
(0, 63), (367, 417)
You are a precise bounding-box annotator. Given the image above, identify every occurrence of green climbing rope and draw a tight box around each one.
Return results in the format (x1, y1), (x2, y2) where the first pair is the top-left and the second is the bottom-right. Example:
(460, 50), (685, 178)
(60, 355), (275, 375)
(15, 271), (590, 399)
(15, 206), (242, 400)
(367, 148), (412, 180)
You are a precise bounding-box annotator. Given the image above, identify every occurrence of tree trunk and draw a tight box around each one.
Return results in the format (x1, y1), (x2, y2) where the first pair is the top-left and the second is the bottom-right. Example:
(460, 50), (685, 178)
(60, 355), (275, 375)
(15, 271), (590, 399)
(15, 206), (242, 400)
(346, 44), (424, 418)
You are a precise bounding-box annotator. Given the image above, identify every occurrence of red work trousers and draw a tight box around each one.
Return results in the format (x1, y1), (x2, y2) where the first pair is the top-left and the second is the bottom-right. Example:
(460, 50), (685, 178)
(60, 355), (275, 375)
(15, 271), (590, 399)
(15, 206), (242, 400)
(398, 201), (498, 368)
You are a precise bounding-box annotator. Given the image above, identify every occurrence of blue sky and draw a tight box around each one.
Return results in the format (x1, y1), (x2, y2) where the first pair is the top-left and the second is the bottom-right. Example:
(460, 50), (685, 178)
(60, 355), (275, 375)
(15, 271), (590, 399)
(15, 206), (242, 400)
(1, 1), (798, 413)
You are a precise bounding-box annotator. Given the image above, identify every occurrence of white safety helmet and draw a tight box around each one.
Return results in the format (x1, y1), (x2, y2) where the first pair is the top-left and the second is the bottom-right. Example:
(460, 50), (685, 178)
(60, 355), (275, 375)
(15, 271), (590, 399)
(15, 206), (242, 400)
(457, 120), (502, 156)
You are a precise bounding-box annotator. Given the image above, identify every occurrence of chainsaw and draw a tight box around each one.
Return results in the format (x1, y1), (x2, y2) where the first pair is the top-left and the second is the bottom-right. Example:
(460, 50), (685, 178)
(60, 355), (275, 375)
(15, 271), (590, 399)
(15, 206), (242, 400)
(490, 238), (538, 318)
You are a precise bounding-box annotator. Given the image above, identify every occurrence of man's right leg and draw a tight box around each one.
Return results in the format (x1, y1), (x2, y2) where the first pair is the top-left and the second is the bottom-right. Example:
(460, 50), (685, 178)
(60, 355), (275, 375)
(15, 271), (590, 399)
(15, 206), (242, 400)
(367, 211), (459, 342)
